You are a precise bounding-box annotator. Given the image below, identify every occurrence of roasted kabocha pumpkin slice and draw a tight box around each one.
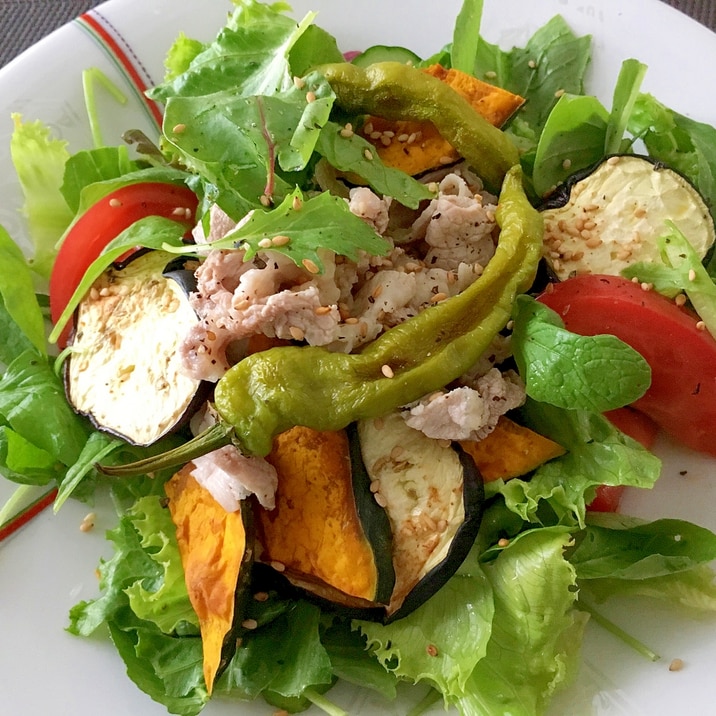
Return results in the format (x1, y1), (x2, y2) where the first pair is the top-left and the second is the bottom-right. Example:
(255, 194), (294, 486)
(357, 412), (484, 621)
(459, 415), (566, 482)
(257, 425), (395, 609)
(65, 250), (207, 446)
(164, 463), (254, 693)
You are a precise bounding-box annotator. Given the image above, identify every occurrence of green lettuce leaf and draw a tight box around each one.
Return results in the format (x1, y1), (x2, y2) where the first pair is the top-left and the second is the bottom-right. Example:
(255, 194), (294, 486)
(0, 225), (46, 355)
(217, 600), (333, 700)
(0, 351), (90, 469)
(628, 92), (716, 215)
(500, 400), (661, 527)
(9, 114), (73, 278)
(356, 546), (494, 699)
(455, 528), (585, 716)
(511, 296), (651, 412)
(623, 223), (716, 339)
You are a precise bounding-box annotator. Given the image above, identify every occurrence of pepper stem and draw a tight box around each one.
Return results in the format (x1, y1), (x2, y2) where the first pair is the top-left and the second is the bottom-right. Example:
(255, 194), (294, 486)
(97, 422), (234, 477)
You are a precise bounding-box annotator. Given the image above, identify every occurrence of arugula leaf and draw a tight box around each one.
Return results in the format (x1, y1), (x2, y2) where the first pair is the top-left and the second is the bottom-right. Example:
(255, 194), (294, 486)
(9, 114), (73, 278)
(511, 295), (651, 412)
(53, 432), (124, 511)
(455, 528), (584, 716)
(316, 121), (436, 209)
(321, 620), (398, 701)
(109, 613), (207, 716)
(149, 2), (312, 101)
(0, 225), (46, 356)
(289, 24), (344, 77)
(603, 58), (648, 154)
(574, 513), (716, 613)
(60, 145), (140, 214)
(0, 295), (36, 368)
(204, 188), (391, 273)
(532, 58), (647, 196)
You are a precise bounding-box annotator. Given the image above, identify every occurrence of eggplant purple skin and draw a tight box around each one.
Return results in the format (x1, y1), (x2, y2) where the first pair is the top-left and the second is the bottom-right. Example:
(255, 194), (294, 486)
(63, 250), (211, 447)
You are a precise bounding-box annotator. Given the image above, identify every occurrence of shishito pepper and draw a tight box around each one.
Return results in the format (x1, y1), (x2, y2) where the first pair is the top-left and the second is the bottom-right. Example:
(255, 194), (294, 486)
(318, 61), (520, 191)
(101, 165), (542, 477)
(215, 166), (541, 455)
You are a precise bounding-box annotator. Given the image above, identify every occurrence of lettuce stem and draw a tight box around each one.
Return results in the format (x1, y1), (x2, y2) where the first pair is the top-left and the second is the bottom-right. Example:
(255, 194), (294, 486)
(577, 599), (661, 662)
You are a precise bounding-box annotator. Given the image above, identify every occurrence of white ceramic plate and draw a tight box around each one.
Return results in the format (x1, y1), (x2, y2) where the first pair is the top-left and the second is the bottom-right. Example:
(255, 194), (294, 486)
(1, 1), (716, 715)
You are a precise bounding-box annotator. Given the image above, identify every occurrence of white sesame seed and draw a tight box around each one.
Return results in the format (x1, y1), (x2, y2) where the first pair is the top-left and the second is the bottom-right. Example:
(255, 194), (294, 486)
(271, 234), (291, 246)
(301, 258), (320, 274)
(258, 238), (273, 249)
(293, 76), (306, 89)
(172, 123), (186, 134)
(306, 90), (317, 103)
(381, 364), (394, 378)
(109, 198), (122, 208)
(364, 149), (374, 161)
(688, 268), (697, 281)
(289, 326), (305, 341)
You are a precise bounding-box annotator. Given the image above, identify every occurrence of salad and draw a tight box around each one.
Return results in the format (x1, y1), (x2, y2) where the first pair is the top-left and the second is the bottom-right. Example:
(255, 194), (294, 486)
(2, 0), (716, 715)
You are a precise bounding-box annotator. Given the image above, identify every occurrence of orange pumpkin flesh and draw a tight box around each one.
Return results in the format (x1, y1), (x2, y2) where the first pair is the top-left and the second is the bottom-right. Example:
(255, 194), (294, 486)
(258, 426), (394, 607)
(165, 464), (252, 693)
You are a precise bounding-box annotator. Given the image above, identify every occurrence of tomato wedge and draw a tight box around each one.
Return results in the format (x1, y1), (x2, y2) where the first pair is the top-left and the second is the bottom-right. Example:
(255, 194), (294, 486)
(538, 274), (716, 458)
(49, 182), (198, 346)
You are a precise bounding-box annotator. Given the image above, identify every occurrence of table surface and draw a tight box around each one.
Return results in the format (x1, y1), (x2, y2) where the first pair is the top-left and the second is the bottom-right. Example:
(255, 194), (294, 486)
(1, 0), (715, 68)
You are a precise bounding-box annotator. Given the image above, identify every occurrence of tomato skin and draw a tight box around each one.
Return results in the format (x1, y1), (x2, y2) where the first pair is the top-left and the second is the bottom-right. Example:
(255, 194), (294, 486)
(588, 485), (625, 513)
(603, 406), (659, 450)
(49, 182), (198, 345)
(537, 274), (716, 458)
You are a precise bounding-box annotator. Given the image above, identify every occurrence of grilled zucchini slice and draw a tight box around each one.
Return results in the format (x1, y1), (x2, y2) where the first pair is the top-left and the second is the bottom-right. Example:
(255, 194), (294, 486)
(541, 155), (715, 280)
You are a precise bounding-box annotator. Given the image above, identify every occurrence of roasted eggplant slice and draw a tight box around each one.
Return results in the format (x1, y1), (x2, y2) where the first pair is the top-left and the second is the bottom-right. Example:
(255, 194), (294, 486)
(358, 412), (484, 621)
(65, 250), (205, 446)
(257, 425), (395, 610)
(541, 155), (715, 280)
(165, 464), (254, 693)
